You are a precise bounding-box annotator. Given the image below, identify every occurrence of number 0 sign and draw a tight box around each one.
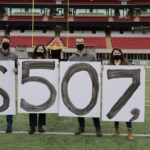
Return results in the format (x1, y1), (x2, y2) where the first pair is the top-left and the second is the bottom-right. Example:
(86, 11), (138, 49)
(102, 65), (145, 122)
(59, 62), (101, 117)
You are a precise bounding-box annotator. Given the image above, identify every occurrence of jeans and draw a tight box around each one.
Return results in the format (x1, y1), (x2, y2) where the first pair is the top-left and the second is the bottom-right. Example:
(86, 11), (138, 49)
(6, 115), (13, 127)
(77, 117), (100, 129)
(114, 121), (132, 129)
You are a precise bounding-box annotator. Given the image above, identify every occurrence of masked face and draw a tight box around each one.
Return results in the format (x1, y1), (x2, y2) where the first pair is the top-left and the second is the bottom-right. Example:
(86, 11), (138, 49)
(76, 38), (84, 51)
(112, 50), (123, 60)
(2, 42), (10, 50)
(76, 44), (84, 51)
(112, 54), (123, 60)
(35, 47), (45, 58)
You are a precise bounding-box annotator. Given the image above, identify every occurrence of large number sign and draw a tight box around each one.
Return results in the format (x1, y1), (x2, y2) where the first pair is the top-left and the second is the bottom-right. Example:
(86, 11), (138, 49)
(18, 59), (59, 113)
(102, 65), (145, 122)
(0, 61), (16, 115)
(0, 60), (145, 122)
(59, 62), (101, 117)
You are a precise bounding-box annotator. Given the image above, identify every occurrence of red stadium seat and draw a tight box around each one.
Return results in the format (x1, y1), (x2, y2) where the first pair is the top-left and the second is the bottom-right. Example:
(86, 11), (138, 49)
(0, 36), (53, 47)
(48, 16), (67, 22)
(74, 16), (108, 22)
(0, 0), (121, 4)
(140, 17), (150, 22)
(62, 0), (120, 4)
(61, 37), (106, 48)
(112, 37), (150, 49)
(128, 0), (150, 4)
(0, 15), (3, 20)
(0, 0), (55, 3)
(113, 17), (134, 22)
(8, 15), (43, 21)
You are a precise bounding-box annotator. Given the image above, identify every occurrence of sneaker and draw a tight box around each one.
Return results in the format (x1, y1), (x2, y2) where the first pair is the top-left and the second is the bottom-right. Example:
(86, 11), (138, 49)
(75, 127), (85, 135)
(6, 126), (12, 133)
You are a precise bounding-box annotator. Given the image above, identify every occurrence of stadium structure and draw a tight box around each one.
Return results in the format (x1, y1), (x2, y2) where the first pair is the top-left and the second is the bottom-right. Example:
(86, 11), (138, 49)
(0, 0), (150, 64)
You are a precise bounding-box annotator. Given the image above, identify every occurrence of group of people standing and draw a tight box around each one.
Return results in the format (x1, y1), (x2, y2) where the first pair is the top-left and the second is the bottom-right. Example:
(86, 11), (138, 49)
(0, 35), (133, 140)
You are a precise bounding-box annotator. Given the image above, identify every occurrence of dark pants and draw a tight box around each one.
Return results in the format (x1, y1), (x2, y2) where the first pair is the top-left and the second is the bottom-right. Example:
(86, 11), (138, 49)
(6, 115), (13, 127)
(114, 121), (132, 129)
(77, 117), (100, 129)
(29, 114), (46, 128)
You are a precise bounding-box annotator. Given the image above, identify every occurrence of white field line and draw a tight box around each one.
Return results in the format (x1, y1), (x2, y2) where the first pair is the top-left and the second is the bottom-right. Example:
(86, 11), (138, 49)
(0, 131), (150, 137)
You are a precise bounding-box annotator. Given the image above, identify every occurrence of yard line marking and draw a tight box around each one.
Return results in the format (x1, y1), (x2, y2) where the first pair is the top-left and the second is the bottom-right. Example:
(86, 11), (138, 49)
(0, 131), (150, 137)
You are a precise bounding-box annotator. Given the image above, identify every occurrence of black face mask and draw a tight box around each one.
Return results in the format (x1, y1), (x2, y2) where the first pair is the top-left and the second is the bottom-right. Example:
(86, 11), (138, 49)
(112, 55), (122, 60)
(35, 52), (45, 58)
(2, 42), (10, 50)
(76, 44), (84, 51)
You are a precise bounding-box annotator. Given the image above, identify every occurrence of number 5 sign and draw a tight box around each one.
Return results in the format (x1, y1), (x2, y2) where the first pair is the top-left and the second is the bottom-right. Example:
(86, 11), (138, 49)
(102, 65), (145, 122)
(18, 59), (59, 113)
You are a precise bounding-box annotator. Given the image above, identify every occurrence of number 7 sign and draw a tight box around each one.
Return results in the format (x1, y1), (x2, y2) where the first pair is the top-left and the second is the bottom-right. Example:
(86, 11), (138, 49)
(102, 65), (145, 122)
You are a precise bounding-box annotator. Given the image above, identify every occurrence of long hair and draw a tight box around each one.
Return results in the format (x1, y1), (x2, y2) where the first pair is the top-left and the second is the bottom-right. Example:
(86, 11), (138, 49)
(110, 48), (129, 65)
(32, 44), (47, 59)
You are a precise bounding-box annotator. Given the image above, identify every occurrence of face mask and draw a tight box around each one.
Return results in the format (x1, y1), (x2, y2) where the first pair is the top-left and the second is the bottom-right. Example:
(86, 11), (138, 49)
(35, 52), (45, 58)
(76, 44), (84, 51)
(112, 55), (122, 60)
(2, 42), (10, 50)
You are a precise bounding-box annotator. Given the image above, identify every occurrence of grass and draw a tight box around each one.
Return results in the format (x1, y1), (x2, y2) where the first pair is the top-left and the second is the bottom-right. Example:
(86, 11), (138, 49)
(0, 68), (150, 150)
(0, 108), (150, 150)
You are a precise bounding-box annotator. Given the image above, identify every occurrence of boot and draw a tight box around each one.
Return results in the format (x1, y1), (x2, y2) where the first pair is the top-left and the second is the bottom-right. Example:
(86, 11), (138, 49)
(127, 128), (134, 140)
(6, 126), (12, 133)
(96, 127), (103, 137)
(75, 126), (85, 135)
(38, 126), (45, 133)
(113, 128), (120, 136)
(29, 127), (35, 134)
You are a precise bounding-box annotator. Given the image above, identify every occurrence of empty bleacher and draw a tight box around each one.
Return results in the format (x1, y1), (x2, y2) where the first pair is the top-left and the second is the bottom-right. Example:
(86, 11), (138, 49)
(8, 15), (43, 21)
(62, 0), (120, 4)
(61, 37), (106, 48)
(74, 16), (108, 22)
(113, 17), (134, 22)
(48, 16), (67, 22)
(128, 0), (150, 4)
(111, 37), (150, 49)
(0, 15), (3, 20)
(0, 36), (53, 47)
(140, 17), (150, 22)
(0, 0), (121, 4)
(0, 0), (55, 3)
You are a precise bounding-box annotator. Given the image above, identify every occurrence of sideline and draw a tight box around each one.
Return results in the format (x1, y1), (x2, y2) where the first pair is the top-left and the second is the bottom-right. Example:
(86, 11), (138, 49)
(0, 131), (150, 137)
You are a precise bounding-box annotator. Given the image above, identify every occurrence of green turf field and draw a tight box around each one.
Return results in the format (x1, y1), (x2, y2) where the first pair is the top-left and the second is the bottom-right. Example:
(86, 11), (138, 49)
(0, 68), (150, 150)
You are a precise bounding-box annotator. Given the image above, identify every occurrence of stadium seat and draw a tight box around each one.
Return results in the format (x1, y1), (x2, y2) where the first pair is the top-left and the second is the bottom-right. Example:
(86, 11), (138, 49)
(112, 37), (150, 49)
(61, 37), (106, 48)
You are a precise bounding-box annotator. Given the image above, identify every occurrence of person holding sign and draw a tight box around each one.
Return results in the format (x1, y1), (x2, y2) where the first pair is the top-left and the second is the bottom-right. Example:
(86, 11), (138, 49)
(28, 44), (48, 134)
(69, 37), (102, 137)
(109, 48), (133, 140)
(0, 35), (18, 133)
